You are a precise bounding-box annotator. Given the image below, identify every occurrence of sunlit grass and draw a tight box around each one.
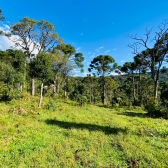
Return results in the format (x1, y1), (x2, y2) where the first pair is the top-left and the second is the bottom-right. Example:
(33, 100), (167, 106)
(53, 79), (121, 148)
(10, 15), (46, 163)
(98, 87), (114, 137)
(0, 93), (168, 167)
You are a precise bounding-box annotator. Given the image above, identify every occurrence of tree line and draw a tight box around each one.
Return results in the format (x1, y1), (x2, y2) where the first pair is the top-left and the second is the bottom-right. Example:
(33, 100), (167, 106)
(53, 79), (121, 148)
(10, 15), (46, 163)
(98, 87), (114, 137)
(0, 9), (168, 118)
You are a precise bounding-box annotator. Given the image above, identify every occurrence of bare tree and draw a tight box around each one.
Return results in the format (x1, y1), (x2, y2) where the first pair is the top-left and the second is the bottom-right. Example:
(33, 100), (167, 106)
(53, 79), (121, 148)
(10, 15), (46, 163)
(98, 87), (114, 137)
(128, 21), (168, 98)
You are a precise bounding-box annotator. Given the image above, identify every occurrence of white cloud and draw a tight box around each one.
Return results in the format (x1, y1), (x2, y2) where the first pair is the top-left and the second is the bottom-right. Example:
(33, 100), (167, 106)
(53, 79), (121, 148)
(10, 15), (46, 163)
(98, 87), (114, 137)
(96, 49), (99, 53)
(121, 60), (125, 63)
(88, 52), (91, 54)
(0, 24), (39, 55)
(110, 72), (121, 76)
(93, 53), (95, 54)
(0, 26), (5, 32)
(0, 36), (14, 50)
(4, 24), (10, 30)
(105, 50), (110, 54)
(90, 55), (95, 58)
(113, 48), (116, 50)
(100, 47), (104, 49)
(76, 47), (81, 51)
(81, 33), (83, 35)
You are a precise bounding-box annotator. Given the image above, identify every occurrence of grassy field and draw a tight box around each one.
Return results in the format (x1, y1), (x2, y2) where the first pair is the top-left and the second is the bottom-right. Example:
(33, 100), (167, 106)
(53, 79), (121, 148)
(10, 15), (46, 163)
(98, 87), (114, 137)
(0, 93), (168, 167)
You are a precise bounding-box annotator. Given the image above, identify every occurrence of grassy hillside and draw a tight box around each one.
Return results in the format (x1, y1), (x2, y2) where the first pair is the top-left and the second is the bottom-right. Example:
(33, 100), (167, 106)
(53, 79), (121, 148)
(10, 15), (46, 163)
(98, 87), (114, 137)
(0, 94), (168, 167)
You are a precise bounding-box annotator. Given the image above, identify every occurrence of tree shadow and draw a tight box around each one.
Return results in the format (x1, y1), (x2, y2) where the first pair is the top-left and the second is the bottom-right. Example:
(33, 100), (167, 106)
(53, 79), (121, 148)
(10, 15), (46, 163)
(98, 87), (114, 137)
(45, 119), (128, 135)
(118, 111), (147, 118)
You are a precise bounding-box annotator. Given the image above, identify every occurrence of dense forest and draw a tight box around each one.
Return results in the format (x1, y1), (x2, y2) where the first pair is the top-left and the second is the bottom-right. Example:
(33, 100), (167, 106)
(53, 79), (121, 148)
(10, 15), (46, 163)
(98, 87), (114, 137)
(1, 8), (168, 167)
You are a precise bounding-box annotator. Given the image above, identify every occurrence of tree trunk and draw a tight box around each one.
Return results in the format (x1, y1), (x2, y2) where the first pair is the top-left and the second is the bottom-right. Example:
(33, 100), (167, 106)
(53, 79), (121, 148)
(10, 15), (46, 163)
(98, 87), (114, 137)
(32, 76), (35, 96)
(139, 70), (141, 95)
(18, 83), (20, 91)
(89, 77), (91, 103)
(56, 83), (60, 95)
(38, 82), (43, 108)
(91, 87), (93, 103)
(7, 83), (11, 97)
(103, 73), (105, 104)
(132, 75), (136, 105)
(154, 80), (158, 98)
(20, 84), (23, 92)
(139, 72), (142, 106)
(23, 61), (26, 89)
(64, 90), (66, 98)
(137, 83), (138, 97)
(53, 80), (56, 96)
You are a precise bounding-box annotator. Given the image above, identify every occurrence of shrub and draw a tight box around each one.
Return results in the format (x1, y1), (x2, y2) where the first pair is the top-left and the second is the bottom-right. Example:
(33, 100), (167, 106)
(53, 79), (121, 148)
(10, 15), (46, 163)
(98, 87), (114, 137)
(45, 99), (57, 111)
(160, 99), (168, 119)
(145, 97), (162, 117)
(11, 91), (22, 100)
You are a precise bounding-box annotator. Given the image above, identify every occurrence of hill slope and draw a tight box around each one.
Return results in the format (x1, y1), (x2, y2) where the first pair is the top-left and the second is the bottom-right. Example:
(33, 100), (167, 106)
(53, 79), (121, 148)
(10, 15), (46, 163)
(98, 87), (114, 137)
(0, 95), (168, 167)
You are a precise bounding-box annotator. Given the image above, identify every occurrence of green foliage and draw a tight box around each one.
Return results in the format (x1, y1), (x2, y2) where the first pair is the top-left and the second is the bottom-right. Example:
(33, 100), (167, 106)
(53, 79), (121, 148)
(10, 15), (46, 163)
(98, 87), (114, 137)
(145, 97), (161, 117)
(7, 49), (26, 74)
(89, 55), (115, 75)
(0, 9), (5, 21)
(29, 52), (53, 82)
(75, 52), (84, 69)
(56, 44), (76, 57)
(0, 62), (15, 86)
(11, 91), (22, 100)
(45, 99), (57, 111)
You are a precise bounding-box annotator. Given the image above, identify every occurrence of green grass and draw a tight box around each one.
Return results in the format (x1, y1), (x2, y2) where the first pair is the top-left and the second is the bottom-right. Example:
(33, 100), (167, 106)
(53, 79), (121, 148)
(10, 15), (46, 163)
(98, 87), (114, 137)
(0, 93), (168, 167)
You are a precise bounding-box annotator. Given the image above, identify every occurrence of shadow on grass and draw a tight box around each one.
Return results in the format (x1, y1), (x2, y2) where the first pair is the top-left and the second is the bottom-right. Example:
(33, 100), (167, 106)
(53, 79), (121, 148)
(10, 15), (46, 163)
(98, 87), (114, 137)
(45, 119), (128, 135)
(118, 111), (147, 118)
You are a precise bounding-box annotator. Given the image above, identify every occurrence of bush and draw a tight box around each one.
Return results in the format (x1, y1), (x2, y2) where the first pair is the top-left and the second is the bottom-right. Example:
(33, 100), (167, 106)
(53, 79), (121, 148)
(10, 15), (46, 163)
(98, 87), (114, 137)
(45, 99), (57, 111)
(145, 97), (162, 117)
(76, 95), (88, 106)
(160, 99), (168, 119)
(11, 91), (22, 100)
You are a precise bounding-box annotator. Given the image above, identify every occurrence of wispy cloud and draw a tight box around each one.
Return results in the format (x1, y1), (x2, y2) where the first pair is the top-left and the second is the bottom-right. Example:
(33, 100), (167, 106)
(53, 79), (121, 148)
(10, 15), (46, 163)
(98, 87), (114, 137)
(96, 49), (99, 53)
(96, 47), (104, 53)
(113, 48), (116, 51)
(105, 50), (110, 54)
(80, 33), (83, 35)
(76, 47), (81, 51)
(88, 52), (91, 54)
(90, 55), (95, 58)
(121, 60), (125, 63)
(3, 24), (10, 29)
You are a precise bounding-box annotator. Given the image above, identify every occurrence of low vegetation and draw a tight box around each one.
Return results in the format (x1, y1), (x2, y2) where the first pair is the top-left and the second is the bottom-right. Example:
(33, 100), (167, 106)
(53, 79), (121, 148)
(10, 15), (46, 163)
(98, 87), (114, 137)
(0, 94), (168, 167)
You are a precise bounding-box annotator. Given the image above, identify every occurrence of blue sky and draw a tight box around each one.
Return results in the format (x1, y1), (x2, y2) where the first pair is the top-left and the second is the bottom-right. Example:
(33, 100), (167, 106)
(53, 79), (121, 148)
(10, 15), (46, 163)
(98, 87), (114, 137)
(1, 0), (168, 76)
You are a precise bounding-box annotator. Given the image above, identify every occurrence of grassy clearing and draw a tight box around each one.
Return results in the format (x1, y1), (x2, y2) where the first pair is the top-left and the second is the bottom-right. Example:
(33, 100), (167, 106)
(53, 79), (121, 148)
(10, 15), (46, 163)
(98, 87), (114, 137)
(0, 94), (168, 167)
